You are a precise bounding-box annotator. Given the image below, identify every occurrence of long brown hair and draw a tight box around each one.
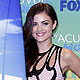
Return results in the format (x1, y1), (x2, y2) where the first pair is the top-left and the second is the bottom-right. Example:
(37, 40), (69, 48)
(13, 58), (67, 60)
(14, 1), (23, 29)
(23, 2), (58, 76)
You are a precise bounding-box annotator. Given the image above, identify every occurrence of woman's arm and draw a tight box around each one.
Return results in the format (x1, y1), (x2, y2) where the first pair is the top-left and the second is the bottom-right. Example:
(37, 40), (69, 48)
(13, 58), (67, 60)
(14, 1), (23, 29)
(62, 48), (80, 77)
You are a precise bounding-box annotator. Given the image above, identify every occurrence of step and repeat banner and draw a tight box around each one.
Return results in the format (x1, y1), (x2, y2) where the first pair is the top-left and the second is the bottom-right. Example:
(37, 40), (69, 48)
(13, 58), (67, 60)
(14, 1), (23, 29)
(0, 0), (26, 80)
(20, 0), (80, 80)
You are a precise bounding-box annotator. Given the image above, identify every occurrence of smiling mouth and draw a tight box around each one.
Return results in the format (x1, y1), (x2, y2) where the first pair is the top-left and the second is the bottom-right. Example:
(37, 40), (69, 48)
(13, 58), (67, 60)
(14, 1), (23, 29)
(36, 32), (45, 37)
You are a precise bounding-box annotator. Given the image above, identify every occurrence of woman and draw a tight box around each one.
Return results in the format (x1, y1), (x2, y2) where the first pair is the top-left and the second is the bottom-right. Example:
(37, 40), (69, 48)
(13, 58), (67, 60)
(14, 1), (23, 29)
(23, 2), (80, 80)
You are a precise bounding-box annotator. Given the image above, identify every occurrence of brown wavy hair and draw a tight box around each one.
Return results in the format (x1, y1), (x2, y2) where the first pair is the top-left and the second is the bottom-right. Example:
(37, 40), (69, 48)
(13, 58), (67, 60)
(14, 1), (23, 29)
(23, 2), (58, 76)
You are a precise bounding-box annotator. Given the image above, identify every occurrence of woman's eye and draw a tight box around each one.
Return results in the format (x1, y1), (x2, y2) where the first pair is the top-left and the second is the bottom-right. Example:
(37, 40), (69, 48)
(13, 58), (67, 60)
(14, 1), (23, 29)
(33, 23), (37, 27)
(43, 22), (48, 26)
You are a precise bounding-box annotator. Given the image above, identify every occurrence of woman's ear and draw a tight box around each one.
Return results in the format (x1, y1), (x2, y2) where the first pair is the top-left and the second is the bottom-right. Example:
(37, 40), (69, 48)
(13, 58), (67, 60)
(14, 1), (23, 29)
(52, 20), (57, 30)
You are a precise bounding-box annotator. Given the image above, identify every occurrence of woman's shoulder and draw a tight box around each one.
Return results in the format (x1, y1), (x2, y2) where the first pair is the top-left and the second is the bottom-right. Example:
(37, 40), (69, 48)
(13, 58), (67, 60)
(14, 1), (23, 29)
(61, 47), (80, 66)
(53, 44), (79, 62)
(61, 48), (80, 77)
(53, 44), (75, 59)
(61, 48), (76, 59)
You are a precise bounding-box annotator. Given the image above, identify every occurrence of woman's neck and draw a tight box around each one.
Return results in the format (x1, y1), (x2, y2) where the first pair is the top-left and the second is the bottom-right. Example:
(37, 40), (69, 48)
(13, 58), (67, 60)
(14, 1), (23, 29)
(37, 40), (53, 53)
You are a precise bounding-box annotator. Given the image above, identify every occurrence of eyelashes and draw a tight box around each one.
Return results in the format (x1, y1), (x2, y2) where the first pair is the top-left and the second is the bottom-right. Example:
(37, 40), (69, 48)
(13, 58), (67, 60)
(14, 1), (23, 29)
(33, 23), (37, 27)
(32, 22), (49, 27)
(42, 22), (49, 26)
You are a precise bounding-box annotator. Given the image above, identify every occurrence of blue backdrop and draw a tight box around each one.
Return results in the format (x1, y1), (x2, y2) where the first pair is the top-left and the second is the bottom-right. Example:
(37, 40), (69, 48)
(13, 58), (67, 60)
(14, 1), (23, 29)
(0, 0), (26, 80)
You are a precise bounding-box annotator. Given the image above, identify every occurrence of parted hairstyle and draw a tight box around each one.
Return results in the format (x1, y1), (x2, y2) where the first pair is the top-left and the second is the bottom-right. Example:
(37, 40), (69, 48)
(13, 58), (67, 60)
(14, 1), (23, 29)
(23, 2), (58, 76)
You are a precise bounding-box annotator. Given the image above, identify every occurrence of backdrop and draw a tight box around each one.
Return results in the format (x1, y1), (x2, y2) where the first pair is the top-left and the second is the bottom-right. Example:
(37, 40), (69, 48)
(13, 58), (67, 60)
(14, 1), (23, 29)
(0, 0), (26, 80)
(20, 0), (80, 80)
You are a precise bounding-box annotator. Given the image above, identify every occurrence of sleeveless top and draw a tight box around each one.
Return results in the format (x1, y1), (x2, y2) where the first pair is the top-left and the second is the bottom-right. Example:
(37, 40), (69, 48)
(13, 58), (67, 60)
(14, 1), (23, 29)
(27, 44), (65, 80)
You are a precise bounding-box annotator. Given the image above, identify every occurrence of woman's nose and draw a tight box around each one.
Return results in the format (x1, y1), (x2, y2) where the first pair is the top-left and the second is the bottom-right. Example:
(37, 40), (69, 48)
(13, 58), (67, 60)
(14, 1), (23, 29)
(38, 24), (42, 31)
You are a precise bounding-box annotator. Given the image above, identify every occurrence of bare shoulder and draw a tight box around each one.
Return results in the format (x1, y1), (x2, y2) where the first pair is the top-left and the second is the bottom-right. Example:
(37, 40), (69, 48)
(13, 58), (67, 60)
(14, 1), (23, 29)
(61, 48), (80, 77)
(60, 48), (74, 69)
(61, 48), (79, 62)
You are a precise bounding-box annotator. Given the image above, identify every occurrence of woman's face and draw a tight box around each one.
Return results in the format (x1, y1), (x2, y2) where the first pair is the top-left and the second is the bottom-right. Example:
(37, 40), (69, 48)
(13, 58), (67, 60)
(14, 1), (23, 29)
(32, 12), (57, 43)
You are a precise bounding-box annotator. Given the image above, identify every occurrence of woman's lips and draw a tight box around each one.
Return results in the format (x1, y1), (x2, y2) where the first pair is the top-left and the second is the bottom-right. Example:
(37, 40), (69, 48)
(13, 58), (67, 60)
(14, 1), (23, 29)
(36, 32), (45, 37)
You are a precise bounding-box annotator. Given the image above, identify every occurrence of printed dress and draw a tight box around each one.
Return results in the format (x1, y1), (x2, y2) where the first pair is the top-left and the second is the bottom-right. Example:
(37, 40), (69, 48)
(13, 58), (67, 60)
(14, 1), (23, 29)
(27, 44), (65, 80)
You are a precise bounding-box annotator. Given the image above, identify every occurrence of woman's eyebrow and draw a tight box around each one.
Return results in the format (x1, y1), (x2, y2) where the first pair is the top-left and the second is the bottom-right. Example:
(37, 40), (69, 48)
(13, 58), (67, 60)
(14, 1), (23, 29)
(33, 20), (49, 23)
(33, 22), (37, 23)
(41, 20), (49, 23)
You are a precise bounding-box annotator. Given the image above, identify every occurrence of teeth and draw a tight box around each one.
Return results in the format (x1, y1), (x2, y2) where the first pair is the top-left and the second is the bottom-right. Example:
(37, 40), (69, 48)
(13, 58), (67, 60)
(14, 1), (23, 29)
(36, 32), (45, 36)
